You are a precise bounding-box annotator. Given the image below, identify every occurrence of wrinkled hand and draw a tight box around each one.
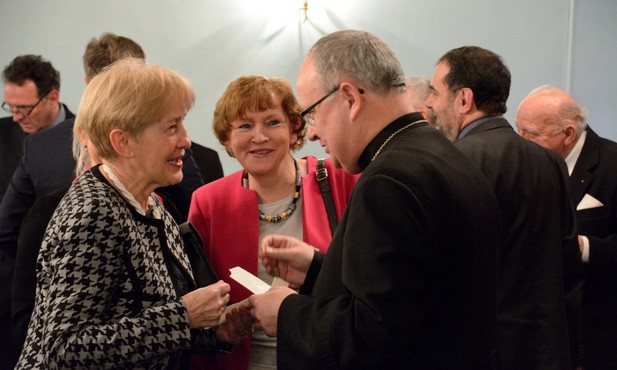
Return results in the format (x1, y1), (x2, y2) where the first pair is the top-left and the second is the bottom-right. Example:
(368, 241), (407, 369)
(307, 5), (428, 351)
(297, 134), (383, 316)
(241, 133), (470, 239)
(215, 304), (254, 344)
(248, 286), (297, 337)
(182, 280), (230, 328)
(260, 234), (315, 287)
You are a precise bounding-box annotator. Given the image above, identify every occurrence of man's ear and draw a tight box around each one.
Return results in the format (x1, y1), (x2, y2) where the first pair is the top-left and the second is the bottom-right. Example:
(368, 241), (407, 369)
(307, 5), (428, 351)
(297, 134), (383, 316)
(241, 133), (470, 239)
(109, 129), (134, 158)
(458, 87), (475, 114)
(46, 89), (60, 104)
(563, 122), (579, 147)
(340, 82), (364, 121)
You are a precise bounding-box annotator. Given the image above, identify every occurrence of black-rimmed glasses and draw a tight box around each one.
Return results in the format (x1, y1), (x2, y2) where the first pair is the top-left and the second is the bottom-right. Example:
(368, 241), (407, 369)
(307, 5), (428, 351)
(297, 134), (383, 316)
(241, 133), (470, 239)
(300, 86), (340, 126)
(1, 94), (46, 117)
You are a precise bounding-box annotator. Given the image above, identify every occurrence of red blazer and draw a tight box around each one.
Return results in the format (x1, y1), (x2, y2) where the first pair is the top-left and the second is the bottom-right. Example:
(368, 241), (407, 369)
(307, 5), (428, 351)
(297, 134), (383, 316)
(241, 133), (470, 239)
(188, 156), (358, 370)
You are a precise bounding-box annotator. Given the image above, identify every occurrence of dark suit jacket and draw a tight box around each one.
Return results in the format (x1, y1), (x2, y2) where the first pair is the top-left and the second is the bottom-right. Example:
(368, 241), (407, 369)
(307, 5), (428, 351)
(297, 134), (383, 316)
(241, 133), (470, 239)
(278, 114), (500, 369)
(0, 116), (26, 203)
(0, 117), (75, 263)
(190, 141), (224, 185)
(455, 117), (584, 369)
(0, 104), (73, 369)
(570, 127), (617, 366)
(0, 104), (74, 204)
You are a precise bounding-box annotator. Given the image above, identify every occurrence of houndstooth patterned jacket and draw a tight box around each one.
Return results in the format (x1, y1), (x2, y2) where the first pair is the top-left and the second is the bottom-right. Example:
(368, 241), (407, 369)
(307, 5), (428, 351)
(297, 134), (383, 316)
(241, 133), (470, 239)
(16, 166), (203, 369)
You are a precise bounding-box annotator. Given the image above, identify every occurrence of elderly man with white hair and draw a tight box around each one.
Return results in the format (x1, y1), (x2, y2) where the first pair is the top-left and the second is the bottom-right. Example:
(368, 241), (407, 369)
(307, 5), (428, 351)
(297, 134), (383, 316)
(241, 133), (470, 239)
(517, 85), (617, 369)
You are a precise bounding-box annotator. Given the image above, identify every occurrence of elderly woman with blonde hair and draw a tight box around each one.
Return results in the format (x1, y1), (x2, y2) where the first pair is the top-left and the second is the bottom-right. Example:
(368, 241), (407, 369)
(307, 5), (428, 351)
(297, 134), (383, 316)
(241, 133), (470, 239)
(16, 58), (251, 369)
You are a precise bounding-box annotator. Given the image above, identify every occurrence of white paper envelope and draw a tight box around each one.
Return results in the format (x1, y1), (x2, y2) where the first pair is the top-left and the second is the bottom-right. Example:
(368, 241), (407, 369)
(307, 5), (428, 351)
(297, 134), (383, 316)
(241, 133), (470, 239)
(229, 266), (271, 294)
(229, 266), (289, 293)
(577, 193), (604, 211)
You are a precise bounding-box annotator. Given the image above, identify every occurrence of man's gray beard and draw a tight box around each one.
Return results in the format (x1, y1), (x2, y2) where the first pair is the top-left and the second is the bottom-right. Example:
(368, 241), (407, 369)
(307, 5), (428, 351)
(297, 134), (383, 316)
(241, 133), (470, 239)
(436, 123), (458, 142)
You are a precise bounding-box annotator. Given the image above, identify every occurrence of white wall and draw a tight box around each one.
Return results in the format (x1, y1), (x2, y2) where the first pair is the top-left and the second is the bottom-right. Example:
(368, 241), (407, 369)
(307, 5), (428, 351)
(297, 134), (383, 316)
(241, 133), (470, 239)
(570, 0), (617, 137)
(1, 0), (615, 175)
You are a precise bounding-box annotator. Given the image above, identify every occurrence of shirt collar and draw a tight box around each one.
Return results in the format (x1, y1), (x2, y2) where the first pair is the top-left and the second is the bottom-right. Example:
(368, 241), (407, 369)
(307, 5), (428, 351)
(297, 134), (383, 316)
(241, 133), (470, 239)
(50, 103), (67, 128)
(457, 115), (501, 139)
(565, 129), (587, 176)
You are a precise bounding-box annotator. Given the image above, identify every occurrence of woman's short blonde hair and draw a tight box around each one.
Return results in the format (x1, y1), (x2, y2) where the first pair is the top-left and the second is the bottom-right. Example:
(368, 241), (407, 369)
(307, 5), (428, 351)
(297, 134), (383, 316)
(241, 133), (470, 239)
(212, 75), (306, 157)
(76, 57), (195, 160)
(72, 119), (89, 177)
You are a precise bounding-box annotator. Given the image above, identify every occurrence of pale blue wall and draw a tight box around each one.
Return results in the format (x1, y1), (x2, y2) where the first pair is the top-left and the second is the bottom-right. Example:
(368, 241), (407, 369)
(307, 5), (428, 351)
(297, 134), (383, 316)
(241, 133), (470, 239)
(0, 0), (614, 174)
(570, 0), (617, 140)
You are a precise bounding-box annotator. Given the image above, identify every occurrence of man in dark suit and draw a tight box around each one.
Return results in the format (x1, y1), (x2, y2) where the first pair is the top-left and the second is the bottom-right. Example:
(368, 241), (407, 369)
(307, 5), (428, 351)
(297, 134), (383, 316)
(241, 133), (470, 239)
(1, 55), (72, 201)
(0, 118), (26, 204)
(426, 46), (584, 369)
(0, 54), (72, 367)
(249, 30), (500, 368)
(516, 85), (617, 369)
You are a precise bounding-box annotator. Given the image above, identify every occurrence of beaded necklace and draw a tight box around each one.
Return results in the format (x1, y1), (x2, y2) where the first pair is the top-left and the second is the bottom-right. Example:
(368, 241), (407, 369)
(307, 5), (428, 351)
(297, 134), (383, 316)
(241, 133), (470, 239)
(242, 159), (301, 223)
(371, 119), (428, 162)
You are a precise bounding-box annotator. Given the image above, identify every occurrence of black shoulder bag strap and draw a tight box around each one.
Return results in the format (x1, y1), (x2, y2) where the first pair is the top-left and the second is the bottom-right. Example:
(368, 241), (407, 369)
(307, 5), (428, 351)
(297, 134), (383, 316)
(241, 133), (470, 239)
(179, 222), (219, 288)
(316, 159), (338, 235)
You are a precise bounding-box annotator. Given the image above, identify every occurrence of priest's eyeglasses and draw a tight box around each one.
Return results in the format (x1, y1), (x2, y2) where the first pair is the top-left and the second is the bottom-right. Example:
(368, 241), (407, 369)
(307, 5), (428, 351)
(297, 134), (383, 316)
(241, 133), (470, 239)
(300, 86), (340, 126)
